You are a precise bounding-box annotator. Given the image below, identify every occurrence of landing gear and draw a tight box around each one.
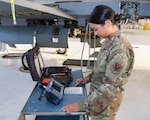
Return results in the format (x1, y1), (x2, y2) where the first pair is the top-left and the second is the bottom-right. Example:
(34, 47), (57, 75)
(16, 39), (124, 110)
(0, 42), (2, 50)
(55, 48), (67, 54)
(20, 51), (29, 72)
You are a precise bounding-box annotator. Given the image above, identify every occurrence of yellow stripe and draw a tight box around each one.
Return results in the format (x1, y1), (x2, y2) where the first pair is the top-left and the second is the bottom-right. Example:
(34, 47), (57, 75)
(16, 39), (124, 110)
(10, 0), (16, 24)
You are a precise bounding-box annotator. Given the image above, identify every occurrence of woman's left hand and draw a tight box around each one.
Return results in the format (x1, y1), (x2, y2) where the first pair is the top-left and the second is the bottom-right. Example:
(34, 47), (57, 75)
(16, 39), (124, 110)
(62, 102), (79, 112)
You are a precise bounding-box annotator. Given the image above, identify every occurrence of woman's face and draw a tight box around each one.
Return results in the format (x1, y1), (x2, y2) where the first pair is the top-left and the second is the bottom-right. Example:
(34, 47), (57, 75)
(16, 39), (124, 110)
(89, 21), (111, 38)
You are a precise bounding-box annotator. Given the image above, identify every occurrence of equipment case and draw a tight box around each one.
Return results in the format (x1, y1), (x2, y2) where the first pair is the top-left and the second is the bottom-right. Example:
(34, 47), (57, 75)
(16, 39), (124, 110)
(26, 44), (72, 86)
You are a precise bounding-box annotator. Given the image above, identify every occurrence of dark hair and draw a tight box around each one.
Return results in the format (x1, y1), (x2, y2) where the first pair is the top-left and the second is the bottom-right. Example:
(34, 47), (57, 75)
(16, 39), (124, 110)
(89, 5), (121, 25)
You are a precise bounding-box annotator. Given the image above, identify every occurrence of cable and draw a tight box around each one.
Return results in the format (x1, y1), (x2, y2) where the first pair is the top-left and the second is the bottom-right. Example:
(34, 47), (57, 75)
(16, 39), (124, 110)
(80, 23), (90, 70)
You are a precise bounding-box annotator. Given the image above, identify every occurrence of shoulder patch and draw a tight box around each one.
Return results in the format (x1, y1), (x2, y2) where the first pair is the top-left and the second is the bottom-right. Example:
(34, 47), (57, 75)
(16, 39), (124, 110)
(111, 63), (122, 74)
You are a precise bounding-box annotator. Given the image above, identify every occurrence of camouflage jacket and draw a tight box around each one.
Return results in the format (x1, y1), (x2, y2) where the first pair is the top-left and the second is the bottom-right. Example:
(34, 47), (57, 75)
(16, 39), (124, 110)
(78, 32), (134, 118)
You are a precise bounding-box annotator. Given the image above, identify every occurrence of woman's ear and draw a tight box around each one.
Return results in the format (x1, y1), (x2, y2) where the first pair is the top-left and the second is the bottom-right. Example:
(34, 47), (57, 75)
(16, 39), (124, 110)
(104, 20), (112, 28)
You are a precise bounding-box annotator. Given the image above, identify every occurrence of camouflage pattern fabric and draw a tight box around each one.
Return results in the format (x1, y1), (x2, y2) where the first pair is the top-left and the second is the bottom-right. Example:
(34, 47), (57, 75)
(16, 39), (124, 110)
(78, 32), (134, 120)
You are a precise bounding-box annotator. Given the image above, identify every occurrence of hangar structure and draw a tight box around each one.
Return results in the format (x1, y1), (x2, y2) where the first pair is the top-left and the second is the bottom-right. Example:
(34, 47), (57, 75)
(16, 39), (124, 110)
(0, 1), (150, 120)
(0, 0), (150, 47)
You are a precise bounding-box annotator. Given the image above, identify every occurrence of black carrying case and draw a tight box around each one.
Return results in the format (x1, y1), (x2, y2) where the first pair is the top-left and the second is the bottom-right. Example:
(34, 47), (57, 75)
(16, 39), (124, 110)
(26, 44), (72, 87)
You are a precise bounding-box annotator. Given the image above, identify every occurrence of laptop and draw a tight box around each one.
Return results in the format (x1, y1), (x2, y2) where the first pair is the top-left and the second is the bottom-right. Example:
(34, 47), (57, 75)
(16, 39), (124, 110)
(26, 44), (72, 86)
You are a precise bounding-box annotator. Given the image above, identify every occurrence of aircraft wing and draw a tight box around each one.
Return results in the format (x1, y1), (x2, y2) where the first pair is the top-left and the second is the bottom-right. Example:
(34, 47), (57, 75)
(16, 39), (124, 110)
(27, 0), (82, 4)
(0, 0), (76, 20)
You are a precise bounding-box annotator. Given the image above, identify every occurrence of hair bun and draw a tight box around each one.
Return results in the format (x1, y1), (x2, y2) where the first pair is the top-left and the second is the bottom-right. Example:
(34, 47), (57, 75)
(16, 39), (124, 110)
(115, 14), (122, 22)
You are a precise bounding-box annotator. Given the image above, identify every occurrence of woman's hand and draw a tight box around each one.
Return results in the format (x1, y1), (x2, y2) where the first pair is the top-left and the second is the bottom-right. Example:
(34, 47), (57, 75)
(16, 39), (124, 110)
(75, 78), (85, 86)
(62, 103), (79, 112)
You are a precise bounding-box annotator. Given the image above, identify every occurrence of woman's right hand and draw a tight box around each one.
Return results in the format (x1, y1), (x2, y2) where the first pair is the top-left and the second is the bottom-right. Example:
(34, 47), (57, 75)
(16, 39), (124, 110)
(75, 78), (85, 86)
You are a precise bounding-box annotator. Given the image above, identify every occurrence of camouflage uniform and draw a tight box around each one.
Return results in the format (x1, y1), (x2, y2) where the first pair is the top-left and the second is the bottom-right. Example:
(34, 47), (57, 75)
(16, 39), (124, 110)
(78, 32), (134, 120)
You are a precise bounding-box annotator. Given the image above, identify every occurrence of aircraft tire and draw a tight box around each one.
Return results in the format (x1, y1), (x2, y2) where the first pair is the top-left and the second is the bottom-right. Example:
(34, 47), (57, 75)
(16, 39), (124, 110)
(56, 48), (67, 54)
(21, 51), (29, 70)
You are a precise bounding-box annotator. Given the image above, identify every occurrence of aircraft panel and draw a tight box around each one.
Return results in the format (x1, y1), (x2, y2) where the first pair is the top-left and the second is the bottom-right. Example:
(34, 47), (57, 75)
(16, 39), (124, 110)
(139, 3), (150, 16)
(58, 2), (120, 16)
(36, 25), (68, 48)
(0, 26), (34, 44)
(0, 25), (68, 48)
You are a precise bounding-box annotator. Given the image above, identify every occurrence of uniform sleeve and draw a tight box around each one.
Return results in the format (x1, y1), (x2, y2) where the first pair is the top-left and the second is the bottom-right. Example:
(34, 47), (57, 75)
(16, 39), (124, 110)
(105, 52), (128, 83)
(84, 71), (94, 83)
(78, 52), (128, 115)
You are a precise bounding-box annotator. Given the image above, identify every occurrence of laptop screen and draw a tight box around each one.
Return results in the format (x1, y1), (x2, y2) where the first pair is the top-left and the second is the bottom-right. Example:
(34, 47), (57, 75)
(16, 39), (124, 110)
(38, 51), (45, 72)
(34, 54), (42, 78)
